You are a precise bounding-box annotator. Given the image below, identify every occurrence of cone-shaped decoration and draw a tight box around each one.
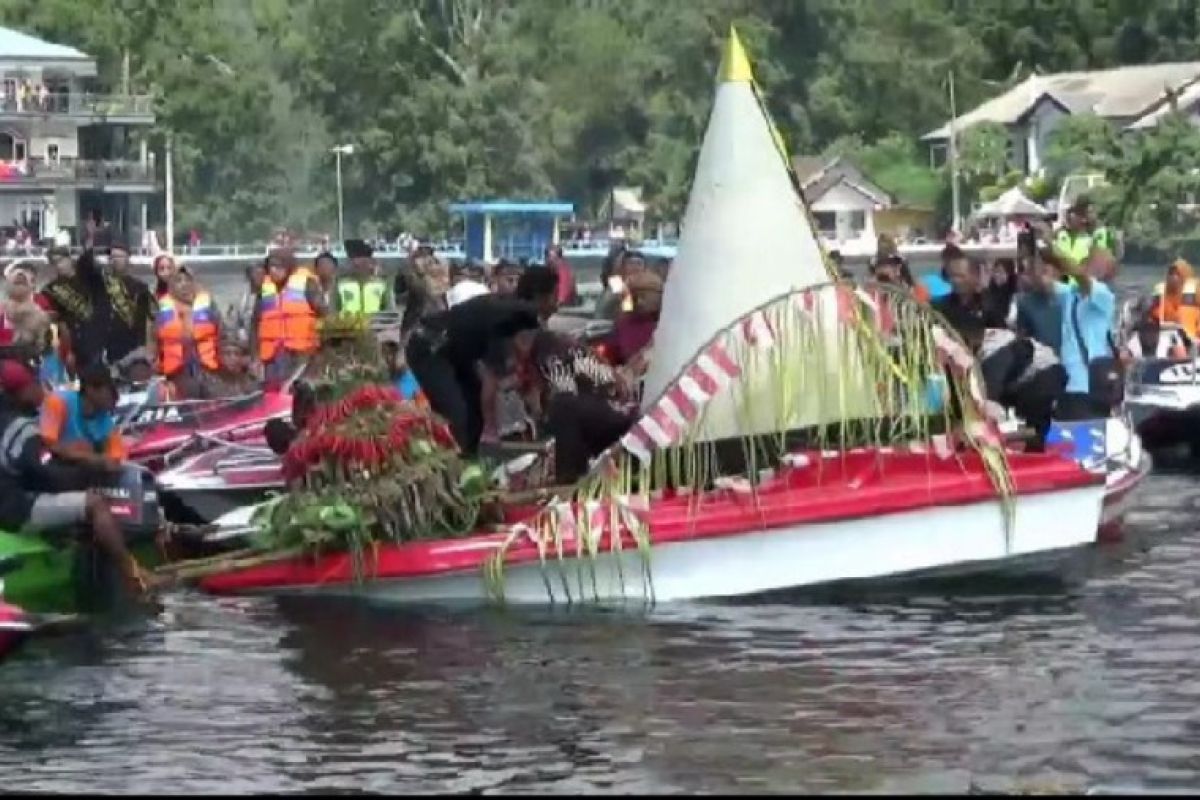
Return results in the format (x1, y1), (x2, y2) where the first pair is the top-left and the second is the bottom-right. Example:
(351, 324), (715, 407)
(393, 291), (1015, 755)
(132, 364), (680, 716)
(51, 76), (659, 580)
(718, 25), (754, 83)
(641, 28), (855, 440)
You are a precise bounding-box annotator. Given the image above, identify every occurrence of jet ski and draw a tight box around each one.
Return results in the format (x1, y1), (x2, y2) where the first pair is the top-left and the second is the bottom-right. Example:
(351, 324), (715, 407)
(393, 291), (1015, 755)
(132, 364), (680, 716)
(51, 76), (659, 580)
(156, 441), (283, 523)
(1120, 318), (1200, 453)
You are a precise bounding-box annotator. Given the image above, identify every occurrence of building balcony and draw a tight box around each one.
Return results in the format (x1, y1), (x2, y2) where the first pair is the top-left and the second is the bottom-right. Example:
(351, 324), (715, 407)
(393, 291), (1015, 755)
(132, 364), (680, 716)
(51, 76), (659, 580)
(0, 92), (154, 123)
(0, 157), (157, 190)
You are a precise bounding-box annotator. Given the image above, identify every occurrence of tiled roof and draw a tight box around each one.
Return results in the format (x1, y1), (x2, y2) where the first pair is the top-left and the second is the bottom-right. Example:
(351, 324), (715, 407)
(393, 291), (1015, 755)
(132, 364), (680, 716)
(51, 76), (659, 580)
(923, 61), (1200, 139)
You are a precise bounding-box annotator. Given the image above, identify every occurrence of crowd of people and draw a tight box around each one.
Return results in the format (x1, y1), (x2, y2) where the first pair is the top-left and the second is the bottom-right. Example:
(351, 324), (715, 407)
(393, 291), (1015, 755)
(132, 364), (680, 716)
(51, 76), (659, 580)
(0, 194), (1184, 604)
(858, 198), (1131, 450)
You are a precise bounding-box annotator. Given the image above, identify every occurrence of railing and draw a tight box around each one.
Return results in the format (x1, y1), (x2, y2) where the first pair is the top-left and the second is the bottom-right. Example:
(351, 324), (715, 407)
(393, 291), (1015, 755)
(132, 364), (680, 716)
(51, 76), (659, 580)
(0, 157), (156, 185)
(0, 92), (154, 118)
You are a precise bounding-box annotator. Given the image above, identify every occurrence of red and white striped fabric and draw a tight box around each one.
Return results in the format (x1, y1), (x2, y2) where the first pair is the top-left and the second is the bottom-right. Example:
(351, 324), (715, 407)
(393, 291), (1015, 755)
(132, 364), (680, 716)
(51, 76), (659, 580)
(620, 337), (742, 463)
(618, 287), (1000, 464)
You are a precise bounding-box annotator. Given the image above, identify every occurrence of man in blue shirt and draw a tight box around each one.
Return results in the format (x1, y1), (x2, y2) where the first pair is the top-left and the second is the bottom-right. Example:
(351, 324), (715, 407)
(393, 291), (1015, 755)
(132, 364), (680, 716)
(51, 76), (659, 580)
(1053, 247), (1118, 420)
(1015, 257), (1064, 353)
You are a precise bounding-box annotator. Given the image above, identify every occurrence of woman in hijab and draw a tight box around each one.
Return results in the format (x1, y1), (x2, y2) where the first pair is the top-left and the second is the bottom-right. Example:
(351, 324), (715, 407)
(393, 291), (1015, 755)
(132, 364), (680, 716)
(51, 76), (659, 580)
(152, 254), (178, 300)
(0, 261), (50, 357)
(1149, 259), (1198, 336)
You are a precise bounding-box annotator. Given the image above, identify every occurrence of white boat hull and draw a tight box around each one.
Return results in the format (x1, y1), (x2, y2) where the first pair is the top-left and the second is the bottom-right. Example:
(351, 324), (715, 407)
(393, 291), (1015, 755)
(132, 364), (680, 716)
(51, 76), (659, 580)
(237, 483), (1105, 606)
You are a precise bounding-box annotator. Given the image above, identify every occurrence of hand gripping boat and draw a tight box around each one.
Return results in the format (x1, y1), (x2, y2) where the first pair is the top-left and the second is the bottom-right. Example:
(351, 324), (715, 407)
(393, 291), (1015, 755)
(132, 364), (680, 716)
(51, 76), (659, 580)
(0, 466), (165, 613)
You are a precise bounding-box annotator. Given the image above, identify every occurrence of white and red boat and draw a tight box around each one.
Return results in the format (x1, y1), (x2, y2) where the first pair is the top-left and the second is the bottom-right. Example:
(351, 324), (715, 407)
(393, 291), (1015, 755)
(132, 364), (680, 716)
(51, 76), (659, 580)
(184, 31), (1139, 607)
(198, 447), (1104, 604)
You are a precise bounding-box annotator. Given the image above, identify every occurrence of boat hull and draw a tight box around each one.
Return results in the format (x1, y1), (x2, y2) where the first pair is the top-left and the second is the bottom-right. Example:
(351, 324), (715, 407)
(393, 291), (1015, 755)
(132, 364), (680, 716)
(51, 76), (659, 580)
(0, 533), (161, 614)
(239, 484), (1104, 606)
(200, 449), (1105, 606)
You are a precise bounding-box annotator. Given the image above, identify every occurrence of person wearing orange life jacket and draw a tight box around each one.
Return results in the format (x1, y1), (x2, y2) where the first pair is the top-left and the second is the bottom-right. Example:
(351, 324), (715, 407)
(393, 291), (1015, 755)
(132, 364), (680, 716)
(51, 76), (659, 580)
(1146, 259), (1200, 357)
(155, 269), (222, 398)
(251, 249), (328, 386)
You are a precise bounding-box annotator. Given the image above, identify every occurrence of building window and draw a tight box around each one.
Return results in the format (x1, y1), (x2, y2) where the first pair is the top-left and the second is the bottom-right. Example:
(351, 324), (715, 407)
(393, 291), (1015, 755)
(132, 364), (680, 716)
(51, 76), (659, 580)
(848, 210), (866, 233)
(13, 140), (25, 162)
(46, 143), (58, 163)
(814, 211), (837, 235)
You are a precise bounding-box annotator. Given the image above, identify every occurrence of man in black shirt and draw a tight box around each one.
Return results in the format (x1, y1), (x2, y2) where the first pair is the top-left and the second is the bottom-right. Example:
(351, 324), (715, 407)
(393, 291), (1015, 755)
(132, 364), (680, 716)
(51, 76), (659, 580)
(406, 292), (542, 455)
(40, 249), (107, 370)
(0, 360), (154, 598)
(932, 250), (1009, 339)
(101, 241), (155, 365)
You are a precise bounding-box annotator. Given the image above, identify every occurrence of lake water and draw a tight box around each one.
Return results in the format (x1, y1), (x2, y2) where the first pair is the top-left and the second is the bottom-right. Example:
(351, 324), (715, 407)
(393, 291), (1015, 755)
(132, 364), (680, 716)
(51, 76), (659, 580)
(3, 261), (1198, 793)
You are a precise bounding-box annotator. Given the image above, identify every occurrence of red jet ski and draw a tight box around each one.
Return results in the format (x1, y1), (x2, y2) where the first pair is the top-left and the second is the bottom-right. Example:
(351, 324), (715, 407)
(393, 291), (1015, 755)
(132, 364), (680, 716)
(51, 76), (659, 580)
(156, 442), (284, 523)
(127, 390), (293, 472)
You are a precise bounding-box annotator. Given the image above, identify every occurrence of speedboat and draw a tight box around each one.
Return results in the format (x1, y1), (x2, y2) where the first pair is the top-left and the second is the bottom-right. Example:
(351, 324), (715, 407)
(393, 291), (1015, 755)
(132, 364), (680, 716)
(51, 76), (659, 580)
(1123, 322), (1200, 453)
(156, 441), (283, 523)
(194, 446), (1104, 605)
(1043, 416), (1150, 541)
(126, 390), (291, 471)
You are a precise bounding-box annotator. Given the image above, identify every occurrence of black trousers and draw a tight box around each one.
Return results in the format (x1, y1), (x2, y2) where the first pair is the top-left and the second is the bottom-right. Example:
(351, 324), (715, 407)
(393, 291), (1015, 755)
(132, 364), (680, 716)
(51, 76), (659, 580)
(1005, 365), (1066, 452)
(406, 336), (483, 455)
(1055, 391), (1109, 422)
(545, 392), (636, 484)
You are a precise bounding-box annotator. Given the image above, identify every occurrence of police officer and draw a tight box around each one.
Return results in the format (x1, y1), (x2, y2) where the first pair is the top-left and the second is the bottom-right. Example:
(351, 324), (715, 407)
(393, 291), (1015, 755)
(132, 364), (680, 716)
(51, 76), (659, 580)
(336, 239), (393, 317)
(1055, 198), (1117, 265)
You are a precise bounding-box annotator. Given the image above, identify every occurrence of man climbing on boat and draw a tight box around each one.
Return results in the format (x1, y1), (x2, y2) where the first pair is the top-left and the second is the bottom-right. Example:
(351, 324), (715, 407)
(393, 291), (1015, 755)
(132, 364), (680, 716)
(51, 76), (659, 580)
(959, 318), (1066, 452)
(932, 248), (1009, 338)
(0, 360), (156, 599)
(405, 279), (543, 454)
(251, 249), (326, 386)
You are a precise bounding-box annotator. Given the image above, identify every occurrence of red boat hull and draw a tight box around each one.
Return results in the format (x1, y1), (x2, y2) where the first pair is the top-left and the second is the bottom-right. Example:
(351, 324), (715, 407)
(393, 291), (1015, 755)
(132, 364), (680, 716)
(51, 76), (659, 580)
(128, 391), (292, 469)
(200, 448), (1101, 598)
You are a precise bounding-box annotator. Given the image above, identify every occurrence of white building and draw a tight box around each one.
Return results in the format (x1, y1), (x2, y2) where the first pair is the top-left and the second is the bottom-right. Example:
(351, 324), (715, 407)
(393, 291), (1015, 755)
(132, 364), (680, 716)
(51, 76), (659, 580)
(923, 61), (1200, 176)
(792, 156), (894, 252)
(0, 26), (158, 244)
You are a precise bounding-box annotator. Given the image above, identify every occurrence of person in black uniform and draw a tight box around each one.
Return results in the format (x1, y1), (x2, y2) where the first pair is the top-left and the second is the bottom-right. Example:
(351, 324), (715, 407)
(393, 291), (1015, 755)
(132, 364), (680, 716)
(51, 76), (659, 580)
(405, 293), (543, 454)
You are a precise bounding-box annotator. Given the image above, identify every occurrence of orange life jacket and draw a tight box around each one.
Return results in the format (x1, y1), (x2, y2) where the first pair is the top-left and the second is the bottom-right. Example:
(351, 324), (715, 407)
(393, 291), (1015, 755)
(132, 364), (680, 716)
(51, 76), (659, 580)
(258, 268), (319, 362)
(1149, 279), (1200, 342)
(156, 292), (219, 376)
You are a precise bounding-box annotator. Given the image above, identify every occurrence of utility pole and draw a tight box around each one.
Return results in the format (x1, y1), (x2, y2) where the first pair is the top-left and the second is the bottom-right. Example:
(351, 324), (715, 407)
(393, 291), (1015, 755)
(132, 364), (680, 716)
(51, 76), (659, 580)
(331, 144), (355, 243)
(165, 133), (174, 254)
(948, 69), (962, 235)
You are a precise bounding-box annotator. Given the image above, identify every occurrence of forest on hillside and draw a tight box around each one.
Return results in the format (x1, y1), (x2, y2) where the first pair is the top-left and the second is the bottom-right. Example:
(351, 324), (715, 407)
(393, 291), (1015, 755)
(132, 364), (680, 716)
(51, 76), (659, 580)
(3, 0), (1200, 246)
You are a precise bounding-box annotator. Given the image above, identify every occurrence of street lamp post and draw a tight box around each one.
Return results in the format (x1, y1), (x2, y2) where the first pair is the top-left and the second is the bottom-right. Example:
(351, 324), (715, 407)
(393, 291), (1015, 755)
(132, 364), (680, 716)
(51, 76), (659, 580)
(331, 144), (355, 243)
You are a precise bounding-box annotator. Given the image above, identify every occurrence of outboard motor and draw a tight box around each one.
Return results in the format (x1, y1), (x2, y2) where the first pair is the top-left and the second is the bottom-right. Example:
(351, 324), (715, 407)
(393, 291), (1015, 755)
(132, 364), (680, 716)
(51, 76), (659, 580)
(71, 465), (163, 611)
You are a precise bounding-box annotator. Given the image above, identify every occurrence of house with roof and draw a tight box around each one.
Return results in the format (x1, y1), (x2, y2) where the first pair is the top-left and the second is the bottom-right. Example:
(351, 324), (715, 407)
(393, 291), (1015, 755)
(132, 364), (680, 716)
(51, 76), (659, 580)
(793, 156), (934, 253)
(0, 26), (158, 244)
(922, 62), (1200, 176)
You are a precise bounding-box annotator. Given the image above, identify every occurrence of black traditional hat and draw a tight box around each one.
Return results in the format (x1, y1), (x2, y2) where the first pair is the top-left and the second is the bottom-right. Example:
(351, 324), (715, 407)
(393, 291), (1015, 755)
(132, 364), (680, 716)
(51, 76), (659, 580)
(344, 239), (373, 259)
